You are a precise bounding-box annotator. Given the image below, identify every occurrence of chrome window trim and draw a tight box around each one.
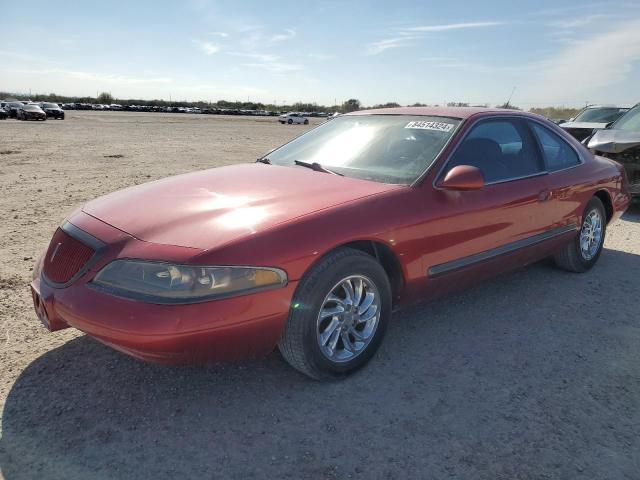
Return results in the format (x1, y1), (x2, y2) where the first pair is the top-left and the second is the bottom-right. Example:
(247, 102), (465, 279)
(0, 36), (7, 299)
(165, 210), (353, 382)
(483, 170), (548, 186)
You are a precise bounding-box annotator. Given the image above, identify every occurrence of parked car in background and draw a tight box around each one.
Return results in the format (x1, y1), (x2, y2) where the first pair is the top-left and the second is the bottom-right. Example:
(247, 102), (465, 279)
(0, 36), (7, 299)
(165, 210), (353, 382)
(559, 105), (629, 142)
(17, 104), (47, 121)
(31, 107), (630, 380)
(279, 112), (309, 124)
(0, 107), (8, 120)
(4, 101), (24, 118)
(39, 102), (65, 119)
(588, 103), (640, 199)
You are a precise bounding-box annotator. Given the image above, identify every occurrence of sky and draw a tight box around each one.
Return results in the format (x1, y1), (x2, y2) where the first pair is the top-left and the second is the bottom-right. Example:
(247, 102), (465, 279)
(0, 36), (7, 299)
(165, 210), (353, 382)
(1, 0), (640, 108)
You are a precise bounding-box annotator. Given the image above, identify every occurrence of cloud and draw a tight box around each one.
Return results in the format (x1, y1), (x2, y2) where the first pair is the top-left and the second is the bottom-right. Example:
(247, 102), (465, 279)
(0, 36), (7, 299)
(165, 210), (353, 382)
(307, 53), (335, 60)
(238, 27), (297, 51)
(267, 28), (296, 44)
(535, 19), (640, 100)
(402, 21), (504, 33)
(193, 40), (220, 55)
(209, 31), (228, 37)
(229, 52), (304, 73)
(366, 36), (416, 55)
(232, 53), (304, 73)
(0, 50), (50, 62)
(14, 68), (173, 85)
(530, 2), (637, 17)
(547, 14), (619, 30)
(366, 21), (504, 55)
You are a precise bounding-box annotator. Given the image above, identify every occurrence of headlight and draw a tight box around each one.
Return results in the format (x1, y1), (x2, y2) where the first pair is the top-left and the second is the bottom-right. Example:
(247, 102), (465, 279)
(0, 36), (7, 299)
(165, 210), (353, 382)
(91, 260), (287, 304)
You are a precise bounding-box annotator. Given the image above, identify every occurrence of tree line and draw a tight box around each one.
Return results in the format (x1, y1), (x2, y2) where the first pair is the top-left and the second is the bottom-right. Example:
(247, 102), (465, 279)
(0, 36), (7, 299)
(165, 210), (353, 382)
(0, 91), (581, 119)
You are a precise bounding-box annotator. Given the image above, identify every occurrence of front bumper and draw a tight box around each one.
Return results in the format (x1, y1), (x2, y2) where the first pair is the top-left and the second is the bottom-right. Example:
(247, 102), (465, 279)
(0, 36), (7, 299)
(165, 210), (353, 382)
(30, 212), (296, 364)
(45, 110), (64, 119)
(23, 113), (46, 120)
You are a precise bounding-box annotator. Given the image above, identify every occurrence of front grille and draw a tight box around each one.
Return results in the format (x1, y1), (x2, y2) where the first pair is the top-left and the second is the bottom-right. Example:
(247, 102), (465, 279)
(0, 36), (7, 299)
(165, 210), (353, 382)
(564, 128), (592, 142)
(607, 148), (640, 194)
(43, 228), (95, 284)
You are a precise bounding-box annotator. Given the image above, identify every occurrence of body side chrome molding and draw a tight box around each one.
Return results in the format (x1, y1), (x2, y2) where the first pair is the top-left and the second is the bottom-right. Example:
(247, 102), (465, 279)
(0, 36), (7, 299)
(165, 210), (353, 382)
(427, 224), (577, 278)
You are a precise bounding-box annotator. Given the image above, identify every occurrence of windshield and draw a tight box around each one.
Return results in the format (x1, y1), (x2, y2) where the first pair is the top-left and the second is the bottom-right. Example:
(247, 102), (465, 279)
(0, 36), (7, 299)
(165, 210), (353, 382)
(266, 115), (460, 184)
(43, 103), (58, 108)
(573, 107), (627, 123)
(613, 105), (640, 132)
(24, 105), (41, 111)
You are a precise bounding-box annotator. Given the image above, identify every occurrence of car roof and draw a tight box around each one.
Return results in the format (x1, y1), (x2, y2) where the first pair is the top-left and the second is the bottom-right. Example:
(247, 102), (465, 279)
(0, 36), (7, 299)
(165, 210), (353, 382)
(583, 104), (631, 109)
(345, 106), (532, 120)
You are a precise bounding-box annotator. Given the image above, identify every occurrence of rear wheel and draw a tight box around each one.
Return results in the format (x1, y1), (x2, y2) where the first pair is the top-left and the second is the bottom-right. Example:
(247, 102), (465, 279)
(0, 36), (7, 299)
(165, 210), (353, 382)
(304, 119), (309, 125)
(278, 248), (391, 380)
(553, 197), (606, 272)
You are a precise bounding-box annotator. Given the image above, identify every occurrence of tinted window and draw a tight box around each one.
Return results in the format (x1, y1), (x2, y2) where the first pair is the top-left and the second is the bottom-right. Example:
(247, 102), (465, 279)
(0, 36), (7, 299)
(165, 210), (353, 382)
(530, 123), (580, 171)
(448, 119), (543, 183)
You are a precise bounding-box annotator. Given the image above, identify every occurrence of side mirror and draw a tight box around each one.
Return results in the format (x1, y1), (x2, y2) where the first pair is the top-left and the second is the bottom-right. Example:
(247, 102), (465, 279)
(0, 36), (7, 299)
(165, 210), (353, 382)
(437, 165), (484, 191)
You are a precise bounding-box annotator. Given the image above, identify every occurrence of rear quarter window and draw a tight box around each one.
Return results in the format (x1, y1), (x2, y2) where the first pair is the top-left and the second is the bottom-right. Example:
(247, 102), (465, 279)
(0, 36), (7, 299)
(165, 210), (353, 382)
(530, 123), (581, 171)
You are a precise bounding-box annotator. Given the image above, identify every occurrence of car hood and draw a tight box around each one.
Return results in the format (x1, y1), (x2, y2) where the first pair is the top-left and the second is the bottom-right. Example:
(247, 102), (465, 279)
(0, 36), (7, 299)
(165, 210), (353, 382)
(82, 163), (402, 249)
(559, 121), (608, 130)
(587, 128), (640, 153)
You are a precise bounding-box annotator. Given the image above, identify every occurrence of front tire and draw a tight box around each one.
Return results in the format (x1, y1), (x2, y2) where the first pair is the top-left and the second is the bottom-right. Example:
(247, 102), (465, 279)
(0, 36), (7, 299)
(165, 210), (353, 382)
(553, 197), (606, 272)
(287, 119), (293, 124)
(278, 248), (392, 381)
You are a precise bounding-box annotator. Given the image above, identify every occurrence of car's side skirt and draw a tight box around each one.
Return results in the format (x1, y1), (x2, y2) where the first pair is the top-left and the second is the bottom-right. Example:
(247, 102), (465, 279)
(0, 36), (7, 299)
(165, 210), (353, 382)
(427, 224), (577, 278)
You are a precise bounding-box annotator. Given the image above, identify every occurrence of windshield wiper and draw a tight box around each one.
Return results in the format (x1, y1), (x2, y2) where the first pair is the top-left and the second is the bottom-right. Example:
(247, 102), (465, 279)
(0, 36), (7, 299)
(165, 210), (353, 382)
(256, 157), (271, 164)
(294, 160), (343, 176)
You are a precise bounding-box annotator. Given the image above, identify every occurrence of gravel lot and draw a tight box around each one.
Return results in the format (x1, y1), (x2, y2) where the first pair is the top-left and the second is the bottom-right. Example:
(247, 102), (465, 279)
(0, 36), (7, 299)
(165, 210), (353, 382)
(1, 111), (639, 479)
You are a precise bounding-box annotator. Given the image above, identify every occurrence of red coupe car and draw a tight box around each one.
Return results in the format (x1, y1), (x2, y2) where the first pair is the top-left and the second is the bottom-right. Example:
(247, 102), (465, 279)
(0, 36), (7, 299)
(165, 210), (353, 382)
(31, 107), (631, 380)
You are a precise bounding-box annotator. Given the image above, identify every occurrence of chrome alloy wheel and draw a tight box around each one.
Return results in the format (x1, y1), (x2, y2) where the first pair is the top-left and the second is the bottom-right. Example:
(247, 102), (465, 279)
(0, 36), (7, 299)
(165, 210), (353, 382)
(580, 208), (603, 261)
(316, 275), (381, 362)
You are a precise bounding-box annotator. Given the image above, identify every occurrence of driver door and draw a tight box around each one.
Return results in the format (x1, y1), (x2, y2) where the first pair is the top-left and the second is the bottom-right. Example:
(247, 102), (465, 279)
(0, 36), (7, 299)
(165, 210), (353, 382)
(419, 117), (554, 294)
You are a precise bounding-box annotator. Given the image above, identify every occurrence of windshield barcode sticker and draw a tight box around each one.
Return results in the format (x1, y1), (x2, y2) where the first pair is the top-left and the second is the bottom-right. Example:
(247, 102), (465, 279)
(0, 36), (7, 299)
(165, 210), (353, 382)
(405, 121), (454, 132)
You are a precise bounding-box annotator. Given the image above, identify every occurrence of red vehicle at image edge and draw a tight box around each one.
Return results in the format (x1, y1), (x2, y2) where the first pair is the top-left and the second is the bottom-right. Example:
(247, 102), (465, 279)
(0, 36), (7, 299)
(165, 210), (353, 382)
(31, 107), (631, 380)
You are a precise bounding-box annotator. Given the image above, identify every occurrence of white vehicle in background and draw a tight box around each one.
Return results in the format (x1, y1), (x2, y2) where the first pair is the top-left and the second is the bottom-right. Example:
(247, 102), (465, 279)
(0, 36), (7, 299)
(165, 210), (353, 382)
(279, 112), (309, 125)
(326, 112), (341, 121)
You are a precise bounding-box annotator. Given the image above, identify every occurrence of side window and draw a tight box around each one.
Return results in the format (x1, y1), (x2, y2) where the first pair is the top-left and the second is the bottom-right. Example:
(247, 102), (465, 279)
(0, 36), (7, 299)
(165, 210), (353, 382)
(530, 123), (580, 171)
(448, 119), (543, 183)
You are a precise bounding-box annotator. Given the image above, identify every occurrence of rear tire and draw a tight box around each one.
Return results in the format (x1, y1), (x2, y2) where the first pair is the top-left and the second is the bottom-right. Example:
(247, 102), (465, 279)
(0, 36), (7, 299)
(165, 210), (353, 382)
(553, 197), (606, 272)
(278, 247), (392, 381)
(304, 119), (309, 125)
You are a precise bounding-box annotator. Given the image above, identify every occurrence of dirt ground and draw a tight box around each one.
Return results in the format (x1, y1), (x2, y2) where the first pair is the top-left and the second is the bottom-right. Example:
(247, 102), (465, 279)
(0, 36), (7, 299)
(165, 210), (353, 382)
(0, 111), (639, 479)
